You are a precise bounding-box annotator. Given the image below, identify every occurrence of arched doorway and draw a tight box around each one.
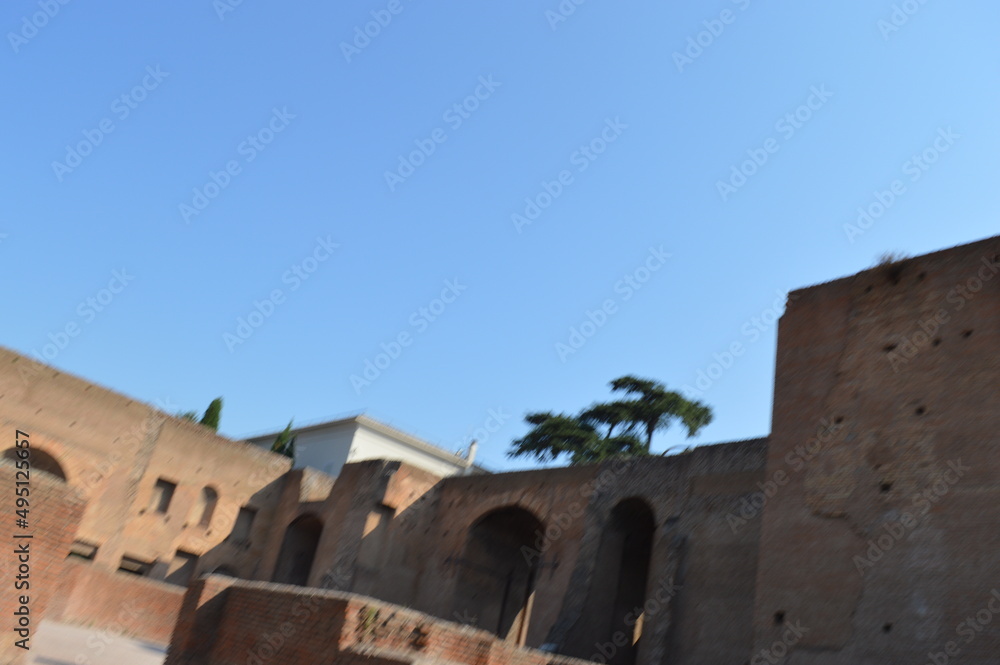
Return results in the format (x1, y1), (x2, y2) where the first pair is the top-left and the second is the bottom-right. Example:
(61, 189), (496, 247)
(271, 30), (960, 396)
(452, 506), (543, 645)
(586, 498), (655, 665)
(3, 447), (67, 482)
(271, 514), (323, 586)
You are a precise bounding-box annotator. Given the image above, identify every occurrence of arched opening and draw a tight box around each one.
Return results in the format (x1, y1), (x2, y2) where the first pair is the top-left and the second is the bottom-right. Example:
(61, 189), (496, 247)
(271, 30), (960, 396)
(584, 498), (655, 665)
(452, 506), (543, 645)
(271, 514), (323, 586)
(3, 447), (67, 482)
(195, 487), (218, 527)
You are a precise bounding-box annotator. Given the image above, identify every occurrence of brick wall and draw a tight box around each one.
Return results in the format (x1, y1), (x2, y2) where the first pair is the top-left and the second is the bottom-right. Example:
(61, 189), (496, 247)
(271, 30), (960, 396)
(753, 236), (1000, 663)
(51, 559), (185, 644)
(165, 575), (596, 665)
(0, 347), (293, 584)
(0, 451), (85, 664)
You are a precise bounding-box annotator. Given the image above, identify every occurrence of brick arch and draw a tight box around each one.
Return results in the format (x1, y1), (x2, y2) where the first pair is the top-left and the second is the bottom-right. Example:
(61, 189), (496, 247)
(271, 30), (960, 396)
(561, 496), (658, 664)
(599, 493), (659, 524)
(272, 513), (324, 586)
(3, 446), (68, 482)
(451, 504), (544, 645)
(454, 498), (550, 537)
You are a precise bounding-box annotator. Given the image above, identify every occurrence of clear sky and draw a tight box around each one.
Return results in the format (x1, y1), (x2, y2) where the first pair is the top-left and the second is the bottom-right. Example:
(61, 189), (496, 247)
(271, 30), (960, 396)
(3, 0), (997, 471)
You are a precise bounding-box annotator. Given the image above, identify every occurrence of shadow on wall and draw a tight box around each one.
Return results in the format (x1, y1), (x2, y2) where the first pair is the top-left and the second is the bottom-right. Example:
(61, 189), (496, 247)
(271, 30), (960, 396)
(3, 445), (68, 481)
(271, 513), (324, 586)
(565, 497), (655, 665)
(450, 506), (543, 644)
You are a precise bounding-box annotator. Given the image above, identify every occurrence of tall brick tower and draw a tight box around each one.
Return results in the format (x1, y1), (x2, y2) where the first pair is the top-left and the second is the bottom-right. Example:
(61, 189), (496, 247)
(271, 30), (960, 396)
(753, 235), (1000, 663)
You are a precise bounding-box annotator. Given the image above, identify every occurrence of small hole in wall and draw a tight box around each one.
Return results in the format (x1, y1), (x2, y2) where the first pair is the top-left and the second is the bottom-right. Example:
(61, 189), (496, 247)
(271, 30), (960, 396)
(932, 338), (941, 347)
(882, 623), (893, 633)
(865, 285), (873, 294)
(883, 343), (897, 352)
(917, 272), (926, 282)
(773, 611), (785, 626)
(834, 416), (844, 424)
(880, 482), (893, 493)
(915, 406), (926, 416)
(962, 330), (973, 339)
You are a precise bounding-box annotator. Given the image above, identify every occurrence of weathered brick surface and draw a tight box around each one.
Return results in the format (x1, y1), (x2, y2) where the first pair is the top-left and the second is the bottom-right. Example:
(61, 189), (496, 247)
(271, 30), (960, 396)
(753, 237), (1000, 663)
(0, 452), (85, 664)
(165, 576), (595, 665)
(550, 440), (767, 664)
(0, 347), (293, 585)
(51, 560), (185, 644)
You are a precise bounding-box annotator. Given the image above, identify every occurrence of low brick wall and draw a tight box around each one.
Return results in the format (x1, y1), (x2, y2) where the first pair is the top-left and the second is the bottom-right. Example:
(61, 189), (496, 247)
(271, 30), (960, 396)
(167, 576), (596, 665)
(52, 560), (186, 645)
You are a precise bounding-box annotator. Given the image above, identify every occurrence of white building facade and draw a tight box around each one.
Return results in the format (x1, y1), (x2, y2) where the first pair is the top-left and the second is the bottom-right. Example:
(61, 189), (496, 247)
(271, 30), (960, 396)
(246, 414), (480, 478)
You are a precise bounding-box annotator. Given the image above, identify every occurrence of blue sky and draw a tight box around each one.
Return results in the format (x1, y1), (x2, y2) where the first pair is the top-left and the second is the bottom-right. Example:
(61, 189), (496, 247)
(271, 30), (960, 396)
(3, 0), (997, 471)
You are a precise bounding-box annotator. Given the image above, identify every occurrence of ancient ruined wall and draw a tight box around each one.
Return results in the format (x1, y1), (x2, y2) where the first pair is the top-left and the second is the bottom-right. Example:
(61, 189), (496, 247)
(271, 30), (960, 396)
(551, 439), (767, 665)
(308, 460), (440, 592)
(0, 456), (86, 664)
(0, 347), (292, 584)
(349, 462), (444, 605)
(165, 575), (596, 665)
(279, 441), (767, 665)
(417, 465), (599, 648)
(121, 417), (291, 581)
(753, 236), (1000, 663)
(52, 560), (186, 645)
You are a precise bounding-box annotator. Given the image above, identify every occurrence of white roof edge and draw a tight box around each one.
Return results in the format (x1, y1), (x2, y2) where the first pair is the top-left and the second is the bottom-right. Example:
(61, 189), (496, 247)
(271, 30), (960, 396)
(243, 414), (470, 467)
(354, 415), (469, 466)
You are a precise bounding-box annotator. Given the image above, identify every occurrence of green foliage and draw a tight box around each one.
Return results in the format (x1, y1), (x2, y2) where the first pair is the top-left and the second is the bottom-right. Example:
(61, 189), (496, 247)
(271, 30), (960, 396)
(177, 411), (199, 422)
(508, 375), (712, 465)
(199, 397), (223, 431)
(271, 420), (296, 459)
